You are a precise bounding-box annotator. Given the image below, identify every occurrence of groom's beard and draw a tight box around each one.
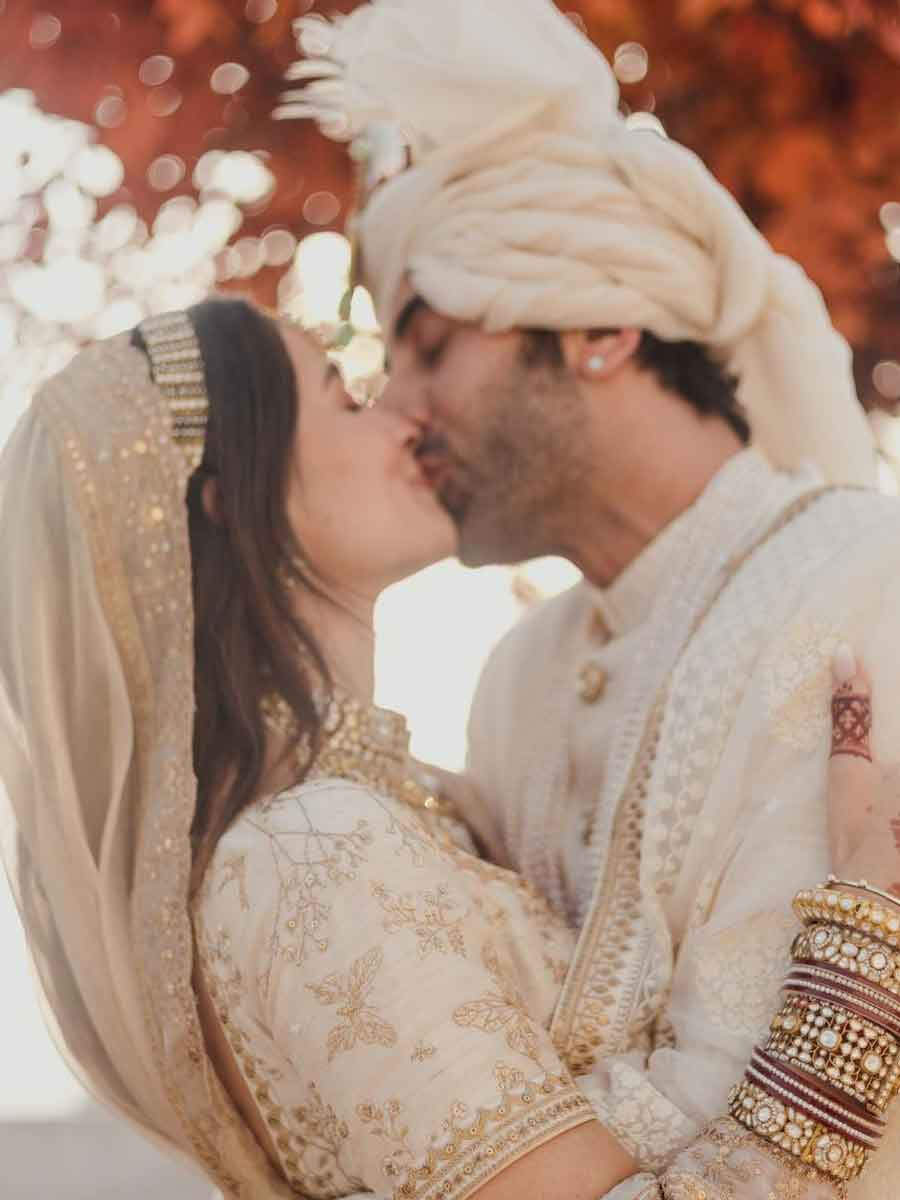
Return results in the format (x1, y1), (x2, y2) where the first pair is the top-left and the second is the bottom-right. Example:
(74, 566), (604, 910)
(417, 423), (552, 567)
(416, 370), (589, 567)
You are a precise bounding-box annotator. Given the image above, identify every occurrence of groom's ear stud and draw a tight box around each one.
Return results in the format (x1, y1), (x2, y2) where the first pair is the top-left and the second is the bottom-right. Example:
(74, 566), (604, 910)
(587, 354), (607, 373)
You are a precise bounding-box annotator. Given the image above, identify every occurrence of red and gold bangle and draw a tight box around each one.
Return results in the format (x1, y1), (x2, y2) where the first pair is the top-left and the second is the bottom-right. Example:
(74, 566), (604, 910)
(729, 1078), (872, 1183)
(749, 1050), (885, 1142)
(789, 960), (900, 1027)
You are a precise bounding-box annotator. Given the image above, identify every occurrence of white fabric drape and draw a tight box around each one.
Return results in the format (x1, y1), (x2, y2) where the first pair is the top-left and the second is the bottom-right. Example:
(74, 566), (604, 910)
(0, 336), (297, 1198)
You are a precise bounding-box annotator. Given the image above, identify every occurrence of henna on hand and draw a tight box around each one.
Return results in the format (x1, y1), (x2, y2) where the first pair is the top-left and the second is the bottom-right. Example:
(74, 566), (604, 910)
(831, 684), (873, 763)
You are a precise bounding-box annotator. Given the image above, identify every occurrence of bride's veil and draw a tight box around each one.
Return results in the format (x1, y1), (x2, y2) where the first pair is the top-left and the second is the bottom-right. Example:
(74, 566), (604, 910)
(0, 329), (299, 1198)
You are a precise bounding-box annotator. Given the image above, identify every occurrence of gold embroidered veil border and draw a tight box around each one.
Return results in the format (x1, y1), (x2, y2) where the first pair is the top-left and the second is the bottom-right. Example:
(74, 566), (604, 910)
(0, 333), (298, 1198)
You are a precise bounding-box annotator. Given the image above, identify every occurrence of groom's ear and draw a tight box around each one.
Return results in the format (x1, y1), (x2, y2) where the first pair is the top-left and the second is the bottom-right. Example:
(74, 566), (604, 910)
(560, 328), (642, 382)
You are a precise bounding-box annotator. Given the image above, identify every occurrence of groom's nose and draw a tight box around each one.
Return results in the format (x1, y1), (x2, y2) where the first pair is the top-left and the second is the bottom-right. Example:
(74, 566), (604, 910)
(378, 369), (431, 427)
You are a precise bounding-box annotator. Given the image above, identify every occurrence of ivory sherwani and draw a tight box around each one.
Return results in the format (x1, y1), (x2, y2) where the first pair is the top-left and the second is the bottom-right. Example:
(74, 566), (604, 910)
(464, 449), (900, 1196)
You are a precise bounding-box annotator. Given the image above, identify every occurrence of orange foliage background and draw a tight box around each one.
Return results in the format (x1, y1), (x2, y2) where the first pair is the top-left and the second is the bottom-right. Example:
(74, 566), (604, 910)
(2, 0), (899, 403)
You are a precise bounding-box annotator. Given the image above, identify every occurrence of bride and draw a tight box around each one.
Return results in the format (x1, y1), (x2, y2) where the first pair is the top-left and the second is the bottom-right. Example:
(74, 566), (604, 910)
(0, 297), (894, 1200)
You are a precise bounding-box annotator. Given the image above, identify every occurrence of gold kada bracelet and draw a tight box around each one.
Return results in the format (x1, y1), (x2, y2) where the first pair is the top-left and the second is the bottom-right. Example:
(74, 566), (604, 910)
(794, 887), (900, 946)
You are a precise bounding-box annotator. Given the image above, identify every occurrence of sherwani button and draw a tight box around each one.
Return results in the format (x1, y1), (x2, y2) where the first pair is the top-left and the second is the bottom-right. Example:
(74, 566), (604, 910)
(578, 661), (608, 704)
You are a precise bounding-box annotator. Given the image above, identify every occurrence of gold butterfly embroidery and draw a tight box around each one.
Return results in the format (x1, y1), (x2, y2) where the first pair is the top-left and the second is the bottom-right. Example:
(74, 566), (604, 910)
(452, 942), (541, 1066)
(307, 946), (398, 1061)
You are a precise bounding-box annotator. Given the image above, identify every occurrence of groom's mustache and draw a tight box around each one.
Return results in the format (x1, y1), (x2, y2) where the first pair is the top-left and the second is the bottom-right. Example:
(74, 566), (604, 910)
(415, 431), (450, 464)
(415, 431), (452, 491)
(415, 432), (471, 520)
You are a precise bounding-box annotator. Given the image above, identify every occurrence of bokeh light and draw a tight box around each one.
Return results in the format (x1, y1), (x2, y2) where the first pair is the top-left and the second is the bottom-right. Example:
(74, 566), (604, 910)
(193, 149), (274, 209)
(246, 0), (278, 20)
(0, 91), (277, 450)
(147, 85), (183, 118)
(69, 144), (126, 196)
(210, 62), (250, 96)
(94, 93), (127, 129)
(302, 190), (341, 225)
(29, 12), (61, 50)
(614, 42), (649, 84)
(139, 54), (175, 87)
(261, 227), (297, 266)
(874, 360), (900, 401)
(147, 154), (186, 191)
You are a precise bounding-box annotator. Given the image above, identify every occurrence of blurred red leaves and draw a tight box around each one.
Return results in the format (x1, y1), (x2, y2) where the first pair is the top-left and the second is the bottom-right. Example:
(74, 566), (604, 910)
(577, 0), (900, 397)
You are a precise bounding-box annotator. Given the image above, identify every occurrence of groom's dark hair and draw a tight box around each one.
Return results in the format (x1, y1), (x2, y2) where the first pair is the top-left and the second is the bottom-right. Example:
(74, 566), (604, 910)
(522, 329), (751, 444)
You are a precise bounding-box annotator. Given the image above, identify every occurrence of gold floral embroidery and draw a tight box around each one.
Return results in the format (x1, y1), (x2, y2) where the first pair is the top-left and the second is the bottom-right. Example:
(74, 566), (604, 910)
(241, 806), (374, 995)
(371, 879), (468, 958)
(468, 891), (568, 988)
(195, 921), (245, 1012)
(379, 796), (449, 867)
(661, 1119), (840, 1200)
(410, 1040), (437, 1064)
(543, 954), (569, 986)
(306, 945), (398, 1061)
(216, 852), (250, 912)
(493, 1062), (526, 1092)
(694, 910), (795, 1038)
(356, 1098), (416, 1181)
(664, 1121), (759, 1200)
(289, 1082), (364, 1196)
(196, 919), (365, 1196)
(393, 1074), (591, 1200)
(770, 1177), (806, 1200)
(453, 942), (544, 1068)
(550, 701), (653, 1073)
(763, 618), (845, 751)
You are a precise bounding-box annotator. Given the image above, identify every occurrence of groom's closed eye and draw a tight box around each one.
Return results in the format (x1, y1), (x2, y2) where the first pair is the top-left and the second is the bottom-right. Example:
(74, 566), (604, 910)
(393, 295), (426, 344)
(393, 296), (452, 367)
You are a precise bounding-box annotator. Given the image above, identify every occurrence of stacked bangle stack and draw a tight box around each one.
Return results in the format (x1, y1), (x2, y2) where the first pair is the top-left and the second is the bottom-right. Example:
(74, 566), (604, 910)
(730, 878), (900, 1186)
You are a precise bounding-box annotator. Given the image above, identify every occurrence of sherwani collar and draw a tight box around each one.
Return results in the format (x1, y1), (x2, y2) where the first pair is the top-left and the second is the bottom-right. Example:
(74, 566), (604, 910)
(593, 448), (780, 639)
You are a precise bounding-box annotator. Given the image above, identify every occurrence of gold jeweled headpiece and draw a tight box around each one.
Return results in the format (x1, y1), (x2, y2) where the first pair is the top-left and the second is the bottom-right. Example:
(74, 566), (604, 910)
(139, 310), (208, 472)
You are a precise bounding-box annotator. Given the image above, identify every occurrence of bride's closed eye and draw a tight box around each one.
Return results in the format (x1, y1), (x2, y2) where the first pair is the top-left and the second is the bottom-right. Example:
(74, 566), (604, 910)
(323, 361), (342, 388)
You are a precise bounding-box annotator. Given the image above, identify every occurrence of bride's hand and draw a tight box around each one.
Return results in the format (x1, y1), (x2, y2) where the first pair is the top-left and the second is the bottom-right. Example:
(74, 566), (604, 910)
(827, 645), (900, 901)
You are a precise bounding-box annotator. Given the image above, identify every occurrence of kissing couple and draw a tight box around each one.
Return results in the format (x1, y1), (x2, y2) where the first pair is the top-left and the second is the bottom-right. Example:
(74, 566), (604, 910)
(3, 3), (900, 1199)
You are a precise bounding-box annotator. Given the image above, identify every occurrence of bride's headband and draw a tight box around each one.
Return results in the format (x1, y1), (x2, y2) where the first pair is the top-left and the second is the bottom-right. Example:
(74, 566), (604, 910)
(139, 311), (209, 471)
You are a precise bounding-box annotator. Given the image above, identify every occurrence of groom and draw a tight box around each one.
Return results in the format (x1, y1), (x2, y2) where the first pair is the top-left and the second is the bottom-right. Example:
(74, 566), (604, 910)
(290, 0), (900, 1169)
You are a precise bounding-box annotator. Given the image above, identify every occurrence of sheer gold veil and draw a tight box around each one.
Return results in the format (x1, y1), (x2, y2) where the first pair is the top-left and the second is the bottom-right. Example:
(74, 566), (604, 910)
(0, 326), (297, 1197)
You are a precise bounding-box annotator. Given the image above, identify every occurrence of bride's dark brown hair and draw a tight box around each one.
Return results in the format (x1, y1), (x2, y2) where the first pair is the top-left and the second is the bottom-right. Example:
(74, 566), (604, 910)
(139, 298), (331, 890)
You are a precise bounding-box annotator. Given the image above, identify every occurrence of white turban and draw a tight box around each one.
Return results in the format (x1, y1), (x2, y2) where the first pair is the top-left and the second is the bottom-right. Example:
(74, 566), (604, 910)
(282, 0), (876, 486)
